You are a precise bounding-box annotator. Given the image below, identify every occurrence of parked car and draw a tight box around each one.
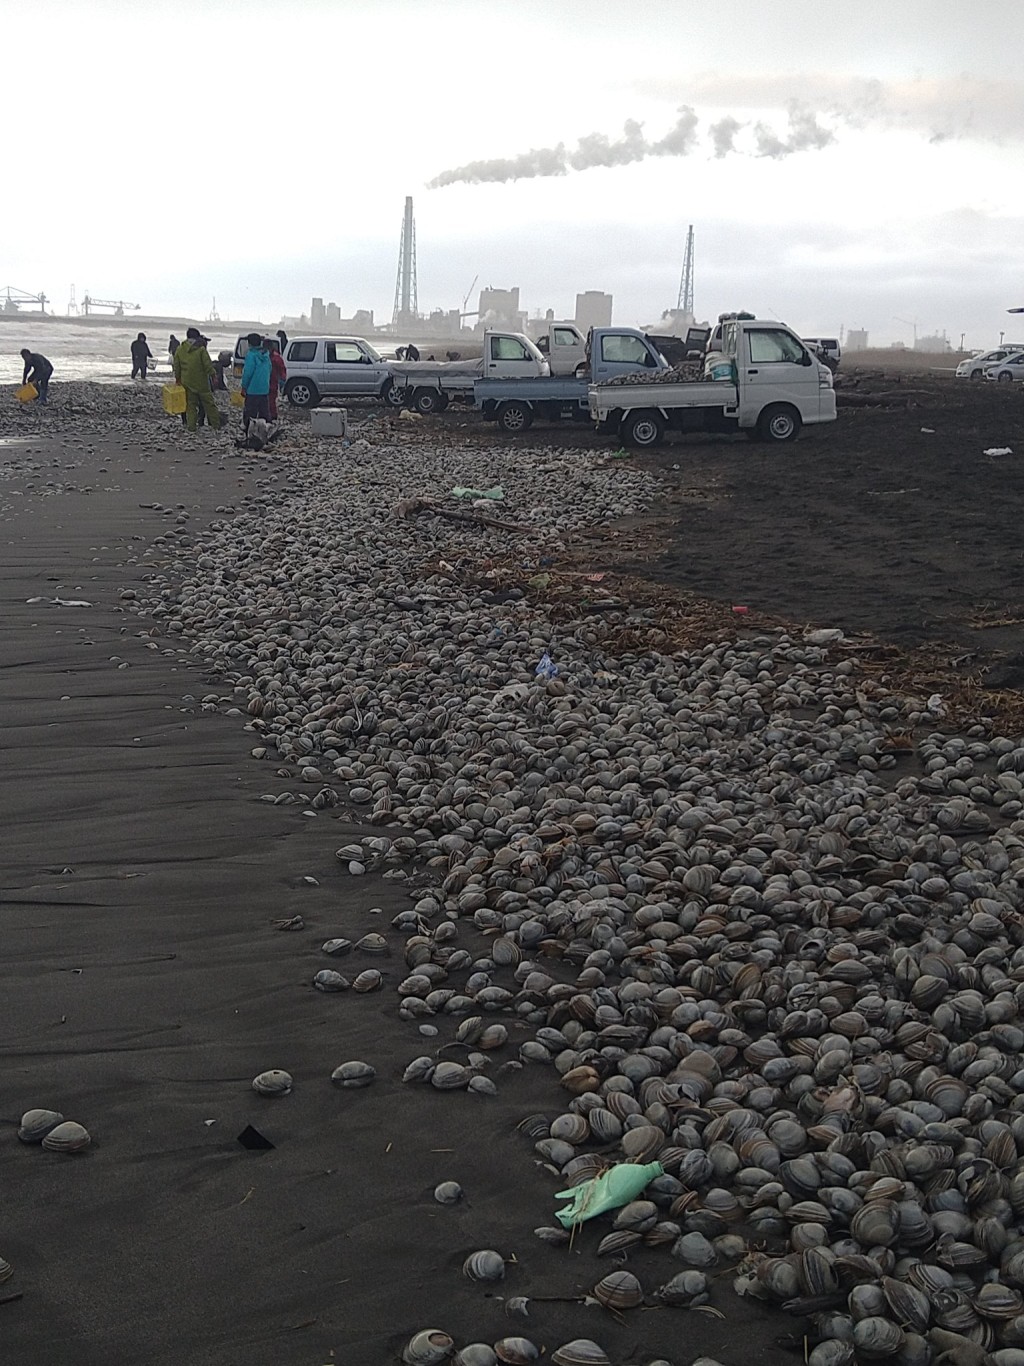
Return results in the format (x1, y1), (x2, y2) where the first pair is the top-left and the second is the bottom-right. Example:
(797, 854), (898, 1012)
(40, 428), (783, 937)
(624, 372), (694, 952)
(279, 336), (396, 408)
(957, 346), (1024, 379)
(802, 337), (841, 372)
(985, 352), (1024, 383)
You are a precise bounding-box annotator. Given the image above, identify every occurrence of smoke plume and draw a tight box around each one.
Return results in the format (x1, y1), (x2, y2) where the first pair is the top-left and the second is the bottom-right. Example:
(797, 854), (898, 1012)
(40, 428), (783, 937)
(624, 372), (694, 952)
(428, 102), (834, 189)
(428, 106), (701, 188)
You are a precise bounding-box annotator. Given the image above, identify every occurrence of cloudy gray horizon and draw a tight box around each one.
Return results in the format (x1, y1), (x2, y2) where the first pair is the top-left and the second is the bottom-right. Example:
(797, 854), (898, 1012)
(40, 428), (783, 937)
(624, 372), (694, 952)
(3, 0), (1023, 348)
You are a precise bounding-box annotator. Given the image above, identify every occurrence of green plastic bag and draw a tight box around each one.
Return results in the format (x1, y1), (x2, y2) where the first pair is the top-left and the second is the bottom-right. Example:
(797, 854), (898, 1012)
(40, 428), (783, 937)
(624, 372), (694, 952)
(452, 485), (504, 500)
(554, 1160), (663, 1229)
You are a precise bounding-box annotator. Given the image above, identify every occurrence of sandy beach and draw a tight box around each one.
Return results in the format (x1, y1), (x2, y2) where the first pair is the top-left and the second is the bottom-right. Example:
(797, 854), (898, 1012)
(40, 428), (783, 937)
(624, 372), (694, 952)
(2, 380), (1024, 1366)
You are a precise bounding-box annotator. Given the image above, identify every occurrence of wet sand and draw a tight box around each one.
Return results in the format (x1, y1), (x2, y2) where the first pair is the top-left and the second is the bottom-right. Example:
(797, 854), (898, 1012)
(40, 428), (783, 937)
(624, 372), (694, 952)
(0, 434), (792, 1366)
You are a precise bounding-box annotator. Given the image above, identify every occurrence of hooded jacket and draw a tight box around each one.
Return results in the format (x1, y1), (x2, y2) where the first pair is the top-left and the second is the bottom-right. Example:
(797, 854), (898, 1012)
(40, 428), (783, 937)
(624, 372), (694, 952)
(241, 346), (272, 396)
(173, 338), (215, 390)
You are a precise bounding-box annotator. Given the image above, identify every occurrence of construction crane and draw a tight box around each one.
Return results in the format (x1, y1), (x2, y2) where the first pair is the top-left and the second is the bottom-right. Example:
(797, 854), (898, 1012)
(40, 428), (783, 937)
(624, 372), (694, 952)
(207, 296), (221, 323)
(81, 295), (141, 317)
(0, 285), (48, 314)
(67, 284), (78, 316)
(893, 316), (920, 346)
(461, 274), (478, 318)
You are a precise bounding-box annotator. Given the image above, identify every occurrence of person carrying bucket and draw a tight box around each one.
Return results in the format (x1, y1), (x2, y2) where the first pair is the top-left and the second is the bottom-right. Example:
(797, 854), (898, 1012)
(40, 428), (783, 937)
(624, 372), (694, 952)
(131, 333), (153, 380)
(240, 332), (271, 443)
(20, 349), (53, 404)
(172, 327), (221, 432)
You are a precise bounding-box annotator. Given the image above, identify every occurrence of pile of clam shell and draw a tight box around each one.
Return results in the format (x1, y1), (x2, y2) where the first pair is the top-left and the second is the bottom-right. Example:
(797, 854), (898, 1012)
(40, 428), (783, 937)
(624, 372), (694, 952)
(402, 1330), (626, 1365)
(125, 432), (1024, 1362)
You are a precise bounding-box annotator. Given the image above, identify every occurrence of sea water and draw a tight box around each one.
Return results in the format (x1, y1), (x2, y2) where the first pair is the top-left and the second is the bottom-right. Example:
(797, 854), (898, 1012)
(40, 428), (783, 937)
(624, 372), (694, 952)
(0, 320), (238, 385)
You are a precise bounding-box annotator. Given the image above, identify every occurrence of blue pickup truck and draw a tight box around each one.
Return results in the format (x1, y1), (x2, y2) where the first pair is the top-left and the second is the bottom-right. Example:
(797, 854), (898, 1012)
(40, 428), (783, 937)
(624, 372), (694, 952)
(474, 327), (669, 433)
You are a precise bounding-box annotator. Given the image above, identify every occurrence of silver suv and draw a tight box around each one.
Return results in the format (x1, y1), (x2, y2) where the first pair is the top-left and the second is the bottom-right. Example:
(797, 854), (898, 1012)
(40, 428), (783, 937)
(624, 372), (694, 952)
(281, 336), (397, 408)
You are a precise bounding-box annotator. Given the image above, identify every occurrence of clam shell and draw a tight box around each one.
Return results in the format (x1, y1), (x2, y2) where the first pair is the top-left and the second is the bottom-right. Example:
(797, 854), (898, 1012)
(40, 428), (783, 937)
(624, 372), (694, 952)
(352, 969), (383, 992)
(17, 1108), (64, 1143)
(431, 1061), (471, 1090)
(313, 969), (350, 992)
(41, 1120), (91, 1153)
(853, 1316), (905, 1358)
(403, 1329), (455, 1365)
(453, 1348), (498, 1366)
(321, 938), (352, 956)
(494, 1340), (539, 1365)
(330, 1061), (376, 1088)
(355, 932), (389, 955)
(551, 1342), (611, 1366)
(252, 1069), (293, 1095)
(656, 1269), (708, 1306)
(434, 1181), (463, 1205)
(0, 1257), (12, 1284)
(591, 1270), (643, 1310)
(463, 1249), (504, 1282)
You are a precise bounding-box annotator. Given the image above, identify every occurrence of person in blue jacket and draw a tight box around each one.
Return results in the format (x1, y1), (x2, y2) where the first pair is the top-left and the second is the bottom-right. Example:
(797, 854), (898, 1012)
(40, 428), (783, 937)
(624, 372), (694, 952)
(239, 332), (272, 441)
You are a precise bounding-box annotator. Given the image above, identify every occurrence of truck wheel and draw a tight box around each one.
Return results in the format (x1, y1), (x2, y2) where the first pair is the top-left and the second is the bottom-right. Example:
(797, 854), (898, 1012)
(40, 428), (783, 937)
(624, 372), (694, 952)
(381, 379), (405, 408)
(757, 404), (801, 442)
(412, 388), (441, 414)
(496, 400), (533, 433)
(286, 379), (320, 409)
(621, 410), (665, 448)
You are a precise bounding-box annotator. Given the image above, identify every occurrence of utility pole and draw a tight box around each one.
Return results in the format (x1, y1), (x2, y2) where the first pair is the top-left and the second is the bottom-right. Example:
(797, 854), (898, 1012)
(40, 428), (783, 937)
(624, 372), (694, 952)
(676, 224), (694, 315)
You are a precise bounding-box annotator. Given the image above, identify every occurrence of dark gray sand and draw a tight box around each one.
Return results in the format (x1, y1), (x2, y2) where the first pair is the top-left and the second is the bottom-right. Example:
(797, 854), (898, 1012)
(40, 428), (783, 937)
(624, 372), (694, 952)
(0, 437), (791, 1365)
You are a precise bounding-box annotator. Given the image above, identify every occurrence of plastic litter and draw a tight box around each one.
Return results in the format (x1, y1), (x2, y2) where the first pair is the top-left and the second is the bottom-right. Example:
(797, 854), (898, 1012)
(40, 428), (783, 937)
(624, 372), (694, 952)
(805, 628), (845, 646)
(984, 447), (1012, 456)
(161, 382), (187, 415)
(554, 1160), (663, 1228)
(236, 1124), (275, 1151)
(15, 383), (38, 403)
(452, 485), (504, 500)
(229, 389), (245, 408)
(535, 652), (559, 680)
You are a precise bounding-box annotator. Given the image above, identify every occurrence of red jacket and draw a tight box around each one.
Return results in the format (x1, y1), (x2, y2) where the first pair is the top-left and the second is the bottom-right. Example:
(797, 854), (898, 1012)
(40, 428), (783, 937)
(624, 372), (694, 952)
(270, 351), (287, 384)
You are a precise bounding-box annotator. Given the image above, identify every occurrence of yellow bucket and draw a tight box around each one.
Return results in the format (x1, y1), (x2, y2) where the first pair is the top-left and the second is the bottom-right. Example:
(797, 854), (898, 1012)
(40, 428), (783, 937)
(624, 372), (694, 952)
(15, 383), (38, 403)
(229, 389), (245, 408)
(162, 383), (187, 416)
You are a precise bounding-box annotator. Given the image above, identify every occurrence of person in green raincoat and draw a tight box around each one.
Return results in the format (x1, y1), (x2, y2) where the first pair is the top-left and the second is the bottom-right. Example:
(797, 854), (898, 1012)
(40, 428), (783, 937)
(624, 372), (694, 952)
(172, 327), (222, 432)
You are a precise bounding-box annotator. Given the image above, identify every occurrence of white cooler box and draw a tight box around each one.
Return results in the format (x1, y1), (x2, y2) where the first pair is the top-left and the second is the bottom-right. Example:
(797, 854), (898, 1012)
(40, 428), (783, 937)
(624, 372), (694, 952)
(311, 408), (348, 437)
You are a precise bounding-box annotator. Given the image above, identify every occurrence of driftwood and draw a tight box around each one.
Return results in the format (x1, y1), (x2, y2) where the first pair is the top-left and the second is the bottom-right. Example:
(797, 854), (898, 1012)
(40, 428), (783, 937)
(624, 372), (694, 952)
(393, 495), (525, 533)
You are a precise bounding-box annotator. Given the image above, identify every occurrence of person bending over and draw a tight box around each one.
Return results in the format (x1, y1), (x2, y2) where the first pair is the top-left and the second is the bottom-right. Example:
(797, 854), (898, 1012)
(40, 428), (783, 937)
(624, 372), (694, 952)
(20, 348), (53, 404)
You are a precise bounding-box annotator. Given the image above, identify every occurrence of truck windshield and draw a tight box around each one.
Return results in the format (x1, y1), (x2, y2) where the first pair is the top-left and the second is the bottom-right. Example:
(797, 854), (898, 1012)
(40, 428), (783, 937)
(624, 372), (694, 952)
(490, 337), (531, 361)
(747, 330), (807, 363)
(600, 335), (655, 366)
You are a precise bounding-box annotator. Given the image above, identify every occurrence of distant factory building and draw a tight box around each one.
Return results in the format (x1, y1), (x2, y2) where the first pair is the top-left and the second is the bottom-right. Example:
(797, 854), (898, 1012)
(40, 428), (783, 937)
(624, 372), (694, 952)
(915, 332), (952, 353)
(846, 329), (869, 352)
(301, 299), (374, 332)
(575, 291), (613, 330)
(478, 286), (523, 330)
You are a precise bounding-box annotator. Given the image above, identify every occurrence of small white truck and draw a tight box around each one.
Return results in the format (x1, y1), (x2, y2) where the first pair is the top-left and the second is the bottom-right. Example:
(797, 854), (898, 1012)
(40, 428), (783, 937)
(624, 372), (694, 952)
(588, 317), (837, 447)
(388, 331), (550, 413)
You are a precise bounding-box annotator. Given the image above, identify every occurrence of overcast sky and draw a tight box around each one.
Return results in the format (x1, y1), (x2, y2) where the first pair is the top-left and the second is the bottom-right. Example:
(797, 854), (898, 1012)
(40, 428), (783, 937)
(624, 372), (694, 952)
(4, 0), (1023, 347)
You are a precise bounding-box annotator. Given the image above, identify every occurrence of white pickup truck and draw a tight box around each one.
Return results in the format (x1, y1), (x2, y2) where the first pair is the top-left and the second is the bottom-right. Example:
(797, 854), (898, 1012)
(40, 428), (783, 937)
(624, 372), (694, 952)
(589, 317), (837, 447)
(389, 331), (550, 413)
